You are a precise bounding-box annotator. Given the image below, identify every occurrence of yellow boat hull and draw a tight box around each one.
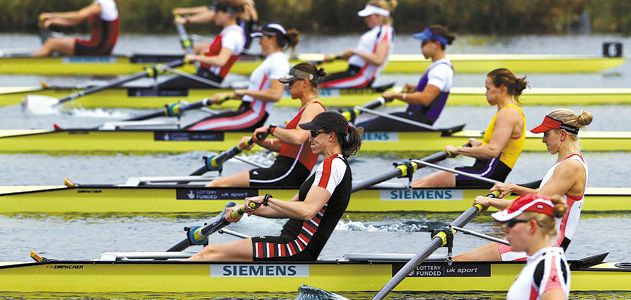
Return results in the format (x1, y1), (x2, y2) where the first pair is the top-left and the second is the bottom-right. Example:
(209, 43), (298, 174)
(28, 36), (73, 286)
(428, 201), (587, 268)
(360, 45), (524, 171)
(0, 54), (623, 76)
(5, 86), (631, 108)
(0, 259), (627, 294)
(1, 186), (628, 215)
(1, 129), (631, 154)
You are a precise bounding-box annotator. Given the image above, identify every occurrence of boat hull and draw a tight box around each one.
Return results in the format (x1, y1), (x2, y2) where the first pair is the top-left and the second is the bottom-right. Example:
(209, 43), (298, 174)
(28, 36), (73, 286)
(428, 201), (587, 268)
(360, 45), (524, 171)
(1, 186), (629, 215)
(0, 259), (628, 293)
(0, 54), (623, 76)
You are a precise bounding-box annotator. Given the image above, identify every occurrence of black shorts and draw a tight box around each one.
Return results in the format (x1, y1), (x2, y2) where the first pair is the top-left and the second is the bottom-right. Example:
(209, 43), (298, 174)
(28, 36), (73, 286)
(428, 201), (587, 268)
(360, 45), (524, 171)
(251, 235), (315, 261)
(249, 155), (310, 187)
(455, 158), (512, 188)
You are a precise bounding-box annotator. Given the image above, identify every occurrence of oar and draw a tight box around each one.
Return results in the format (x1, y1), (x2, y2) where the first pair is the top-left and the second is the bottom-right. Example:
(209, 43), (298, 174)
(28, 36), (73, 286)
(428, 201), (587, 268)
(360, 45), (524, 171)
(412, 159), (502, 185)
(167, 201), (258, 252)
(351, 151), (449, 192)
(340, 97), (391, 123)
(175, 23), (194, 54)
(372, 191), (499, 300)
(124, 96), (231, 122)
(311, 55), (342, 66)
(22, 58), (187, 113)
(189, 132), (268, 176)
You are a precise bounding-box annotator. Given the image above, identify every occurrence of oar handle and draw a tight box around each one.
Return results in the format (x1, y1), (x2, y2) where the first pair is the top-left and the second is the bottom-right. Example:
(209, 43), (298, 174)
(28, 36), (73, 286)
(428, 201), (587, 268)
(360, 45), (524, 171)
(175, 23), (193, 54)
(197, 133), (268, 174)
(229, 201), (260, 219)
(341, 97), (388, 123)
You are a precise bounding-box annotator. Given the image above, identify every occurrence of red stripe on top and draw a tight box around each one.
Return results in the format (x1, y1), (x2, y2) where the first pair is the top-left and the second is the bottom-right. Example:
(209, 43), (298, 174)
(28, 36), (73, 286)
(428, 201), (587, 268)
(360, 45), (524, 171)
(529, 284), (538, 300)
(544, 254), (564, 292)
(278, 101), (325, 170)
(318, 156), (334, 189)
(201, 29), (242, 79)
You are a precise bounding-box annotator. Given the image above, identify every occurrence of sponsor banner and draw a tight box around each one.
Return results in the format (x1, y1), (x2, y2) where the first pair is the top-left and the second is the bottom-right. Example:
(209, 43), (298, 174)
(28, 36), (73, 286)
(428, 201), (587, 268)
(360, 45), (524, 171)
(153, 131), (224, 142)
(361, 132), (398, 141)
(48, 265), (84, 270)
(393, 262), (491, 277)
(211, 264), (309, 277)
(176, 188), (258, 200)
(62, 57), (117, 64)
(381, 189), (463, 201)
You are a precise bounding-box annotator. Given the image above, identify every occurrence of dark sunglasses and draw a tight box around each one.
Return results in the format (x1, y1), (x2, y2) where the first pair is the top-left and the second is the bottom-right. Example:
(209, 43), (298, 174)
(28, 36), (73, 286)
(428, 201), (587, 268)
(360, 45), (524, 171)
(310, 130), (329, 138)
(504, 219), (529, 228)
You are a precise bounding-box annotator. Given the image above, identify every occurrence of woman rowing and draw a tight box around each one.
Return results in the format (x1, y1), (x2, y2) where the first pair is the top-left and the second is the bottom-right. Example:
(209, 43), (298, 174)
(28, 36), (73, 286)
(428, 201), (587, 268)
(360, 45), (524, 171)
(172, 0), (258, 53)
(412, 68), (526, 188)
(186, 23), (299, 131)
(456, 109), (592, 262)
(492, 194), (571, 299)
(159, 0), (246, 89)
(354, 25), (455, 131)
(207, 63), (326, 187)
(33, 0), (119, 57)
(319, 0), (397, 89)
(190, 111), (362, 261)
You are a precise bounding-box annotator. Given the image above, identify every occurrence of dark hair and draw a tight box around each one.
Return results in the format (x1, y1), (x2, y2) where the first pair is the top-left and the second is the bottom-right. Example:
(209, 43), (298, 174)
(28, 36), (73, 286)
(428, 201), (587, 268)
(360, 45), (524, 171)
(276, 28), (300, 52)
(428, 24), (456, 50)
(293, 62), (327, 88)
(487, 68), (529, 103)
(214, 0), (245, 15)
(336, 126), (363, 157)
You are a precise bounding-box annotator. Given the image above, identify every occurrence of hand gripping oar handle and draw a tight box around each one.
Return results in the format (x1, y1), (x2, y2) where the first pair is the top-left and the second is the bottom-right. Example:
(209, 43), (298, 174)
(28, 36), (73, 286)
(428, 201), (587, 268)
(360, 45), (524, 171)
(175, 23), (194, 54)
(341, 97), (390, 123)
(189, 132), (268, 176)
(167, 201), (237, 252)
(56, 59), (186, 106)
(313, 55), (343, 65)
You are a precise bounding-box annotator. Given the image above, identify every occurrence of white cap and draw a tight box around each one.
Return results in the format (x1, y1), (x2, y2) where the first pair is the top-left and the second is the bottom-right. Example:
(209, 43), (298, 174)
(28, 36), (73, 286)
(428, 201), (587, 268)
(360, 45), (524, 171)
(357, 4), (390, 17)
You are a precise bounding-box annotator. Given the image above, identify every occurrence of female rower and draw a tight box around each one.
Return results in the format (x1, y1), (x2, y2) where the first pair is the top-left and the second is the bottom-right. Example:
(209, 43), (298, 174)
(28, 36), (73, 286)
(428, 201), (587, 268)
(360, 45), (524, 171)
(412, 68), (526, 188)
(186, 23), (299, 131)
(207, 63), (327, 187)
(33, 0), (119, 57)
(159, 0), (246, 89)
(173, 0), (258, 53)
(190, 111), (362, 261)
(355, 25), (455, 131)
(319, 0), (397, 89)
(456, 109), (592, 262)
(492, 194), (570, 299)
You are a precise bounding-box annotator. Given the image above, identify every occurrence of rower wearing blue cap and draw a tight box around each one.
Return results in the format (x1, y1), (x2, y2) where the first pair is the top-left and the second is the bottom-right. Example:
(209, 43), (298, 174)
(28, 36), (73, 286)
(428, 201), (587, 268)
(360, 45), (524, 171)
(356, 24), (455, 131)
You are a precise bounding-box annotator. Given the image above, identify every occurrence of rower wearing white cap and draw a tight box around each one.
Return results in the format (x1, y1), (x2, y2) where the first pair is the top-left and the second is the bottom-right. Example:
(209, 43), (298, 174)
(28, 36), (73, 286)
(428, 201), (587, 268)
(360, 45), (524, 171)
(319, 0), (397, 89)
(186, 23), (300, 131)
(456, 109), (592, 262)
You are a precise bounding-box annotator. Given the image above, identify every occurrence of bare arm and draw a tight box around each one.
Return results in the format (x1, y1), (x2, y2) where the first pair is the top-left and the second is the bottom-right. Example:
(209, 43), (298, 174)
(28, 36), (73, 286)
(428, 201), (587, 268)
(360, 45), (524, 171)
(186, 47), (233, 67)
(538, 160), (584, 197)
(41, 2), (100, 27)
(252, 187), (331, 220)
(234, 79), (284, 103)
(180, 10), (216, 24)
(268, 103), (323, 145)
(351, 40), (390, 66)
(454, 107), (520, 159)
(541, 288), (567, 300)
(250, 193), (300, 218)
(172, 6), (210, 16)
(383, 84), (441, 106)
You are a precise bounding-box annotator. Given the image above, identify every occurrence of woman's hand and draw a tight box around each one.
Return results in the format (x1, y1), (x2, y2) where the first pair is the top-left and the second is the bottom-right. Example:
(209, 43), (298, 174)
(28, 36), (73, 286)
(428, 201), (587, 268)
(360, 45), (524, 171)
(444, 145), (459, 157)
(232, 89), (247, 99)
(225, 207), (243, 222)
(491, 182), (514, 198)
(210, 93), (233, 104)
(341, 49), (355, 59)
(238, 136), (255, 151)
(473, 196), (494, 208)
(184, 54), (199, 64)
(403, 83), (417, 93)
(467, 138), (482, 147)
(244, 196), (265, 214)
(382, 91), (400, 101)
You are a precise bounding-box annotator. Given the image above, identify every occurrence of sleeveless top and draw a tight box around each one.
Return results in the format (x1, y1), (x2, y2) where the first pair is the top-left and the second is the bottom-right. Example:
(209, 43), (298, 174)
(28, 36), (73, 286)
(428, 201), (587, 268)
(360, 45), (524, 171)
(278, 154), (352, 259)
(346, 25), (395, 84)
(82, 0), (119, 54)
(540, 153), (588, 249)
(406, 59), (454, 124)
(243, 51), (290, 115)
(507, 247), (570, 300)
(481, 103), (526, 169)
(278, 101), (325, 171)
(201, 24), (245, 79)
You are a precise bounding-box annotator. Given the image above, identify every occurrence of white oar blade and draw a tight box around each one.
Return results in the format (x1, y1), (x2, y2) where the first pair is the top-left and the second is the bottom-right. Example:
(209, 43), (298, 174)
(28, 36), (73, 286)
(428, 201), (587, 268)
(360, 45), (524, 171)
(295, 285), (349, 300)
(21, 95), (61, 115)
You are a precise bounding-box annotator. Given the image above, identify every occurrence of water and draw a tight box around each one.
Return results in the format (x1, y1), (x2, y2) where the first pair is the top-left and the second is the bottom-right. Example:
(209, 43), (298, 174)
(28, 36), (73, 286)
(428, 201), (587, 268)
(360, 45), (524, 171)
(1, 33), (631, 298)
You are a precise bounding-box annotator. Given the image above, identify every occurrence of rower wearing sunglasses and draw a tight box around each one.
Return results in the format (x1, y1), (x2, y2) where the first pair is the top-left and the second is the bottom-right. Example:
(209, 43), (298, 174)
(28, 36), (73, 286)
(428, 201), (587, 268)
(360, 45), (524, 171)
(190, 111), (363, 262)
(207, 63), (327, 187)
(456, 109), (592, 262)
(492, 194), (571, 300)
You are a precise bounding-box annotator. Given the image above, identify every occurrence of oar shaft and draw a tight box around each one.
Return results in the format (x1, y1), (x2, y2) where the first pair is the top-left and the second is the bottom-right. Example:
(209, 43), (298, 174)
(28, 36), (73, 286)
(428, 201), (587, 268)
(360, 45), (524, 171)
(412, 159), (501, 185)
(124, 98), (215, 122)
(176, 23), (193, 54)
(355, 106), (434, 130)
(373, 204), (483, 300)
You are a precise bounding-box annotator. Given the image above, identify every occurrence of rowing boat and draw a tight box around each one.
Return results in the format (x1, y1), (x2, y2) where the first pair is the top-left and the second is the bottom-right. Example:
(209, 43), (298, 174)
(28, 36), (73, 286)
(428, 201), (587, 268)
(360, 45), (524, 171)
(1, 183), (628, 215)
(4, 86), (631, 109)
(0, 252), (627, 294)
(1, 126), (630, 154)
(0, 53), (623, 76)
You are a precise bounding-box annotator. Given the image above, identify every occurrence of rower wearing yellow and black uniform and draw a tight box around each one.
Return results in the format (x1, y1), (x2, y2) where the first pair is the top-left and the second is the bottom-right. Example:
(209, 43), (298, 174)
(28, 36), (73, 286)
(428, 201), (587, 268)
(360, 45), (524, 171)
(412, 68), (527, 188)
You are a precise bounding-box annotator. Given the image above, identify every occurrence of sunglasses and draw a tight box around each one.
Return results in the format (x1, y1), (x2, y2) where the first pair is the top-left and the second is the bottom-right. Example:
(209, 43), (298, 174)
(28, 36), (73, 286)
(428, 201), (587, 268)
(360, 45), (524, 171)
(310, 130), (329, 138)
(504, 219), (529, 228)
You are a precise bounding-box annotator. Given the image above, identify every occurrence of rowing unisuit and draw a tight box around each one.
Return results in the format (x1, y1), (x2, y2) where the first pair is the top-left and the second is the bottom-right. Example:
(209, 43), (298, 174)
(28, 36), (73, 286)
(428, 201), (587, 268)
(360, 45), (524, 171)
(75, 0), (119, 55)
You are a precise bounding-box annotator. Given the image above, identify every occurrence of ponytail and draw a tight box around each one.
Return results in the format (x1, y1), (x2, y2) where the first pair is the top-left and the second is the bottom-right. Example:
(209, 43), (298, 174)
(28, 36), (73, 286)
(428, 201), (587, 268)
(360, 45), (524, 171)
(337, 126), (363, 157)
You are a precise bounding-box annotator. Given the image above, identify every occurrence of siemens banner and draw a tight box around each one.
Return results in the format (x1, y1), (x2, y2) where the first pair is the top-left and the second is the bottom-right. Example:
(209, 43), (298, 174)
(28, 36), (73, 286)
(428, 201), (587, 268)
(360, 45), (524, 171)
(211, 264), (309, 277)
(381, 189), (464, 201)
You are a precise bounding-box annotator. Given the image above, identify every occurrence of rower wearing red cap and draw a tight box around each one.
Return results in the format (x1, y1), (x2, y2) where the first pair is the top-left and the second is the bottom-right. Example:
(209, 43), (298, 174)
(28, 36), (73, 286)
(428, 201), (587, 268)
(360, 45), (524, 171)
(456, 109), (593, 262)
(492, 194), (571, 300)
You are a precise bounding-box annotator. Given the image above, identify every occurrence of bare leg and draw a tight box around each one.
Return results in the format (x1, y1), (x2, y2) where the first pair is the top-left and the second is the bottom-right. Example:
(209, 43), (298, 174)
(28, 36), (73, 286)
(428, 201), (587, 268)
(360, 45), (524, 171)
(411, 171), (456, 187)
(207, 170), (251, 187)
(32, 37), (76, 57)
(453, 242), (501, 262)
(188, 237), (254, 261)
